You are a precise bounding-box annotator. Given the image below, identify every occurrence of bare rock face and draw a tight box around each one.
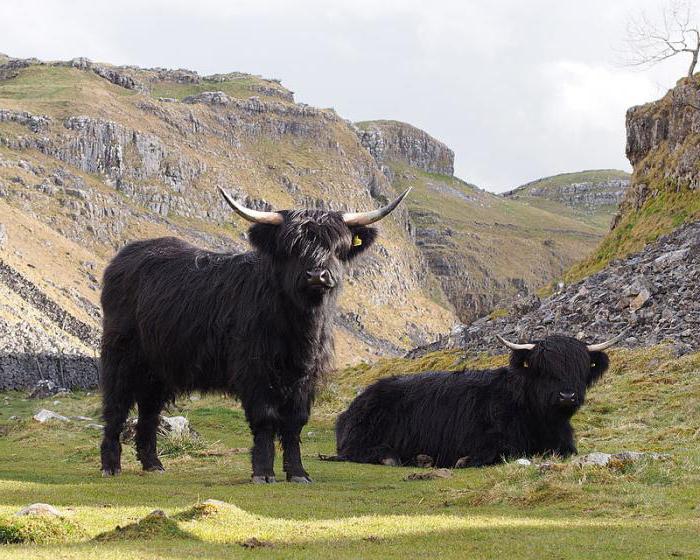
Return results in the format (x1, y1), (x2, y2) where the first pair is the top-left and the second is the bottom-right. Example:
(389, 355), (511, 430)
(616, 75), (700, 228)
(357, 120), (454, 176)
(505, 178), (630, 210)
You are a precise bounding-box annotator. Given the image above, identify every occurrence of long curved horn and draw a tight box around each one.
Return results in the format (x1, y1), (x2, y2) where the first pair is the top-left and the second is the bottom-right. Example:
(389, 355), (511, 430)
(342, 188), (412, 226)
(587, 330), (628, 352)
(495, 335), (535, 351)
(218, 187), (284, 225)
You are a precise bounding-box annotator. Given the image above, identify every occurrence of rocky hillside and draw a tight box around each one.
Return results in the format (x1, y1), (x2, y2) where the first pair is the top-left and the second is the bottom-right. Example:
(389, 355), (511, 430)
(503, 169), (630, 230)
(356, 120), (611, 323)
(0, 55), (459, 388)
(410, 220), (699, 357)
(568, 75), (700, 282)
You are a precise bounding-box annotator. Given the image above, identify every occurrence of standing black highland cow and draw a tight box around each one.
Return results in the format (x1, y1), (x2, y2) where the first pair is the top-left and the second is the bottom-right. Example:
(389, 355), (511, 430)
(335, 333), (625, 468)
(99, 187), (410, 483)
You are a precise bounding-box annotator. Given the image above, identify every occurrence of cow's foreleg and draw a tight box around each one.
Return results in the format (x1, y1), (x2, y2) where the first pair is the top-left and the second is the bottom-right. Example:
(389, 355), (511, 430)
(251, 424), (277, 483)
(281, 425), (311, 483)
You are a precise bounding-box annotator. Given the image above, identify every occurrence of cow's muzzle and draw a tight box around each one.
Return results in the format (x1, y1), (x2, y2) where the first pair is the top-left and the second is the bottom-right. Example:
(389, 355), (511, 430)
(306, 269), (335, 289)
(558, 392), (577, 406)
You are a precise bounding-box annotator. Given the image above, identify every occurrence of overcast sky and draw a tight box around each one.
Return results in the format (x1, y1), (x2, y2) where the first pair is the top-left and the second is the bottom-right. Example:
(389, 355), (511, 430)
(1, 0), (693, 191)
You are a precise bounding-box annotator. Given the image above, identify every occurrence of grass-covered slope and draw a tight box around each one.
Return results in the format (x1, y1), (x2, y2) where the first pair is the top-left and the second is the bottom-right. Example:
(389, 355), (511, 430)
(386, 161), (605, 321)
(0, 345), (698, 558)
(505, 169), (630, 230)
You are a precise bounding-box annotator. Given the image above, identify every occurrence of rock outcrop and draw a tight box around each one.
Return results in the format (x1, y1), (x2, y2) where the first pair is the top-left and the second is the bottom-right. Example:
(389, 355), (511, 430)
(356, 120), (454, 176)
(504, 171), (630, 212)
(413, 220), (699, 357)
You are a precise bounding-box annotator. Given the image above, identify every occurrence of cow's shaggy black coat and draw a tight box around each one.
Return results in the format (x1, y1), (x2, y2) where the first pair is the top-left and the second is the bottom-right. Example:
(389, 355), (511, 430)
(99, 209), (378, 482)
(335, 336), (610, 468)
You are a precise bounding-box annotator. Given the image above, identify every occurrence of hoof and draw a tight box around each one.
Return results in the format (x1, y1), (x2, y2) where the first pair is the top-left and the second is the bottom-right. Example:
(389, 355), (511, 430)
(144, 465), (165, 473)
(252, 475), (276, 484)
(288, 475), (313, 483)
(101, 468), (121, 477)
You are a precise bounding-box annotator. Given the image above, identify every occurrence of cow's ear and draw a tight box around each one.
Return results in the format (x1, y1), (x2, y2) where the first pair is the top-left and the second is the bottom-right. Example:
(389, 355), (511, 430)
(247, 223), (279, 255)
(509, 349), (532, 371)
(587, 351), (609, 386)
(346, 226), (378, 260)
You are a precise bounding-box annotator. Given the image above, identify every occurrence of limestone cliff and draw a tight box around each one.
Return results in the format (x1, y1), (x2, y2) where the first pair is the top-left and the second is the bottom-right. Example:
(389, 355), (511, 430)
(568, 75), (700, 281)
(0, 56), (457, 387)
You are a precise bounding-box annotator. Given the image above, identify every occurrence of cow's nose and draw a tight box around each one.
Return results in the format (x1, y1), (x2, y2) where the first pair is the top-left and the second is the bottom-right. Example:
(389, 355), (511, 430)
(306, 269), (335, 288)
(559, 392), (576, 402)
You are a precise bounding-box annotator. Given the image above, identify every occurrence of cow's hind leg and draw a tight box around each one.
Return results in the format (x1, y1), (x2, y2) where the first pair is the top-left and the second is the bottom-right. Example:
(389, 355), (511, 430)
(135, 388), (167, 472)
(100, 351), (136, 476)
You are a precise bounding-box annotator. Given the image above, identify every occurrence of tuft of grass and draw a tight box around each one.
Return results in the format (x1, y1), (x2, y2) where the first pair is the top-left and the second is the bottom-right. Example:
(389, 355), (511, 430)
(0, 515), (84, 544)
(94, 511), (189, 542)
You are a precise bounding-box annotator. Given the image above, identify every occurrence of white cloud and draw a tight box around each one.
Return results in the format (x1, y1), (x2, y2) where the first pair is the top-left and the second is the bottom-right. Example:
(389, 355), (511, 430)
(0, 0), (694, 190)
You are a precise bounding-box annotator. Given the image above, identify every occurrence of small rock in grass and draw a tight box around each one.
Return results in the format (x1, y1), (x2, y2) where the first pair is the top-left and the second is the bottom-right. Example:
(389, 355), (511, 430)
(538, 461), (565, 473)
(147, 510), (167, 519)
(33, 409), (69, 423)
(405, 468), (453, 481)
(575, 452), (612, 467)
(86, 423), (104, 430)
(574, 451), (666, 468)
(454, 456), (470, 468)
(515, 458), (532, 466)
(28, 380), (69, 399)
(16, 503), (62, 517)
(240, 537), (274, 549)
(415, 454), (434, 468)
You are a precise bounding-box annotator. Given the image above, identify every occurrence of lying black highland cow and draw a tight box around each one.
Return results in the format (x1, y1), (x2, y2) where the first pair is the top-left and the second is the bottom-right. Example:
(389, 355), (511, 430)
(335, 333), (625, 468)
(99, 187), (410, 482)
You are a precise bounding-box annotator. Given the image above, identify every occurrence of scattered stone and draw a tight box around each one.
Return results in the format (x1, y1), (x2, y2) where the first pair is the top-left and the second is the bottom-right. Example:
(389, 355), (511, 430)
(404, 468), (453, 481)
(33, 409), (69, 423)
(416, 221), (700, 357)
(16, 503), (62, 517)
(28, 380), (69, 399)
(239, 537), (274, 549)
(515, 458), (532, 466)
(147, 509), (167, 519)
(415, 454), (434, 468)
(574, 451), (666, 468)
(454, 456), (470, 468)
(121, 415), (197, 441)
(86, 423), (104, 430)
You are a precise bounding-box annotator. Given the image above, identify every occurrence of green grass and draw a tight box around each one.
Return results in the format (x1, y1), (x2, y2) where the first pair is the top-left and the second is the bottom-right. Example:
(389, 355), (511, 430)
(149, 77), (289, 102)
(0, 66), (132, 102)
(0, 346), (698, 558)
(511, 169), (630, 194)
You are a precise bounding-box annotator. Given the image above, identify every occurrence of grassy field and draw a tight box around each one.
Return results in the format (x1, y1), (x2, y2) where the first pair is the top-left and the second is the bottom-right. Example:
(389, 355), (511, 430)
(0, 345), (698, 558)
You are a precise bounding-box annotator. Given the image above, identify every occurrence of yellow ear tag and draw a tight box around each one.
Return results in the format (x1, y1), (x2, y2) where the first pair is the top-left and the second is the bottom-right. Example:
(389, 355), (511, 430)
(352, 235), (362, 247)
